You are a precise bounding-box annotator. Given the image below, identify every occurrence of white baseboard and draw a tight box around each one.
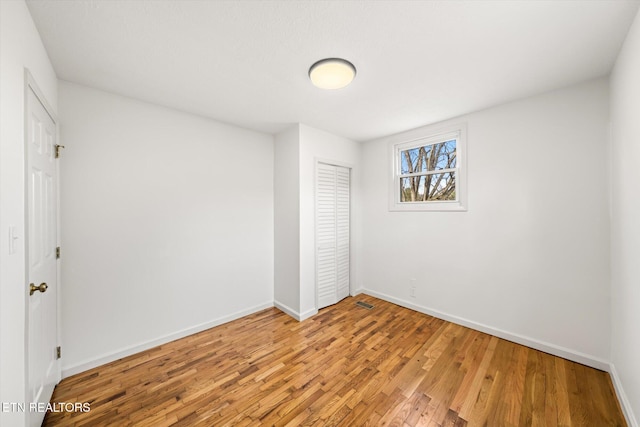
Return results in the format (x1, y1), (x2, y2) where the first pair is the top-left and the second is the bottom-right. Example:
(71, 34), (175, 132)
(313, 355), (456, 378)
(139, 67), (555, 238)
(299, 307), (318, 321)
(274, 300), (318, 321)
(609, 363), (639, 427)
(351, 287), (364, 296)
(274, 300), (300, 319)
(362, 289), (610, 371)
(61, 301), (274, 378)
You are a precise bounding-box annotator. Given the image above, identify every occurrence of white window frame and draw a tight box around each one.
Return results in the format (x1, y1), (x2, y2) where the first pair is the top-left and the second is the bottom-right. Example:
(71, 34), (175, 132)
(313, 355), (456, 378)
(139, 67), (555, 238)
(389, 123), (467, 212)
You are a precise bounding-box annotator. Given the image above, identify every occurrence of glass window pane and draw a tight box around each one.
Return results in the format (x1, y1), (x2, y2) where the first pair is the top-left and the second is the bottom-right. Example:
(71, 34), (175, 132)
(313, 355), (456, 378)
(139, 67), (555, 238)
(400, 146), (422, 174)
(400, 139), (456, 174)
(400, 172), (456, 202)
(434, 140), (457, 170)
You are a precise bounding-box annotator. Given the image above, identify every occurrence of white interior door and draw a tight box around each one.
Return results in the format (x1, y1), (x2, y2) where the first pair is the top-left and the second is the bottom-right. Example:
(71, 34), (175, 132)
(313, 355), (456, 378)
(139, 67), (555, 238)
(27, 85), (60, 427)
(316, 163), (350, 309)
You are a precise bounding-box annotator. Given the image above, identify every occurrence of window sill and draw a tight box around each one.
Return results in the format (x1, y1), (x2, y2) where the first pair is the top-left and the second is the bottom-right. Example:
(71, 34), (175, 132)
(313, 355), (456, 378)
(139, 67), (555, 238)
(388, 200), (467, 212)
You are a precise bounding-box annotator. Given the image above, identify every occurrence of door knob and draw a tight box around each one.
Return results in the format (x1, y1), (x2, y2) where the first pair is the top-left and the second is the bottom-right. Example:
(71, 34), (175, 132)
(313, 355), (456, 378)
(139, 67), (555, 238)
(29, 282), (48, 296)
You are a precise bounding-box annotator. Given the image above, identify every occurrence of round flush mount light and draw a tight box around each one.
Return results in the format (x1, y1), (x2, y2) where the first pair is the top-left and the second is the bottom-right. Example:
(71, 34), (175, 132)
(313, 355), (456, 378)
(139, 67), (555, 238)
(309, 58), (356, 90)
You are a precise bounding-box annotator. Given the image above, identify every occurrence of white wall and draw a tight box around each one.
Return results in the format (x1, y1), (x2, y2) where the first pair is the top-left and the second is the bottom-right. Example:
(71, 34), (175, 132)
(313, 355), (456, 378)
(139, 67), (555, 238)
(0, 1), (58, 426)
(361, 78), (611, 367)
(610, 8), (640, 426)
(298, 125), (361, 318)
(273, 124), (360, 320)
(274, 126), (301, 315)
(58, 81), (274, 375)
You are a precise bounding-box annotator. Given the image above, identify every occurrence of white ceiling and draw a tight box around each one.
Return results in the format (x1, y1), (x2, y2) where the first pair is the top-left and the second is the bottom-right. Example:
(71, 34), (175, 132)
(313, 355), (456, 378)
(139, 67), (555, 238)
(26, 0), (639, 142)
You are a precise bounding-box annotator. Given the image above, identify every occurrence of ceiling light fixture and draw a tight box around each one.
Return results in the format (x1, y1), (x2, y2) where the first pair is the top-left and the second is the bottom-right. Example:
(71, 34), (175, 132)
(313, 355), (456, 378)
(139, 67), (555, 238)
(309, 58), (356, 90)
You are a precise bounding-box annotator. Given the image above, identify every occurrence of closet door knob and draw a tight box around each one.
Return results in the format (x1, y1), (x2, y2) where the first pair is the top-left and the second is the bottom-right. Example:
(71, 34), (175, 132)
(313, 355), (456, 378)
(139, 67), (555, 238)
(29, 282), (48, 296)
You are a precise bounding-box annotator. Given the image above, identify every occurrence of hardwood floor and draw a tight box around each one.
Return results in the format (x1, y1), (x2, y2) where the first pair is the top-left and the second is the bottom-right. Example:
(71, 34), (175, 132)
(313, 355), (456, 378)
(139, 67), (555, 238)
(44, 295), (626, 426)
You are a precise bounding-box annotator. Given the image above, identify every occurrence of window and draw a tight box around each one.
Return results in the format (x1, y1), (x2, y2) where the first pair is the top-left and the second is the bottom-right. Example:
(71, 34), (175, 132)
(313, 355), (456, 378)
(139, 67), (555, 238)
(389, 123), (467, 211)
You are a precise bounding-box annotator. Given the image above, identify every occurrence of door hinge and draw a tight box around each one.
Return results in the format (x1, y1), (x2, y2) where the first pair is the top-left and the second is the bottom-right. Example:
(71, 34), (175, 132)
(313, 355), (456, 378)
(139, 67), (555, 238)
(56, 346), (61, 359)
(55, 144), (65, 159)
(56, 246), (61, 259)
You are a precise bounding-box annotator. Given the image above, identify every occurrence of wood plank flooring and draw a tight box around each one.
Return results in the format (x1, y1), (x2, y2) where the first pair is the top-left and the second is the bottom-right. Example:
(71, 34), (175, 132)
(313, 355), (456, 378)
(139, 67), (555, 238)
(44, 295), (627, 426)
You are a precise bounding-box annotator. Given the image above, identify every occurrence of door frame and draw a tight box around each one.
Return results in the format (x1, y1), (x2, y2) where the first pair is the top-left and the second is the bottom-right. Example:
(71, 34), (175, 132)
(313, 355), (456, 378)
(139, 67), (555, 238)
(23, 69), (62, 421)
(314, 157), (354, 311)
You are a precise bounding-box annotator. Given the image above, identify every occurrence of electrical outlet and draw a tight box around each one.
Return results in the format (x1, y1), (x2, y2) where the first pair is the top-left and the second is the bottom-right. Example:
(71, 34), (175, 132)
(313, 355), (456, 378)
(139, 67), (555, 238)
(409, 278), (416, 298)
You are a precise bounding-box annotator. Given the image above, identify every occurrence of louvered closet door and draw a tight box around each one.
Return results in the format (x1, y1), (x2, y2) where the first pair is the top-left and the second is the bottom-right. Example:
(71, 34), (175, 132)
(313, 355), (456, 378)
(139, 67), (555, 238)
(316, 163), (350, 310)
